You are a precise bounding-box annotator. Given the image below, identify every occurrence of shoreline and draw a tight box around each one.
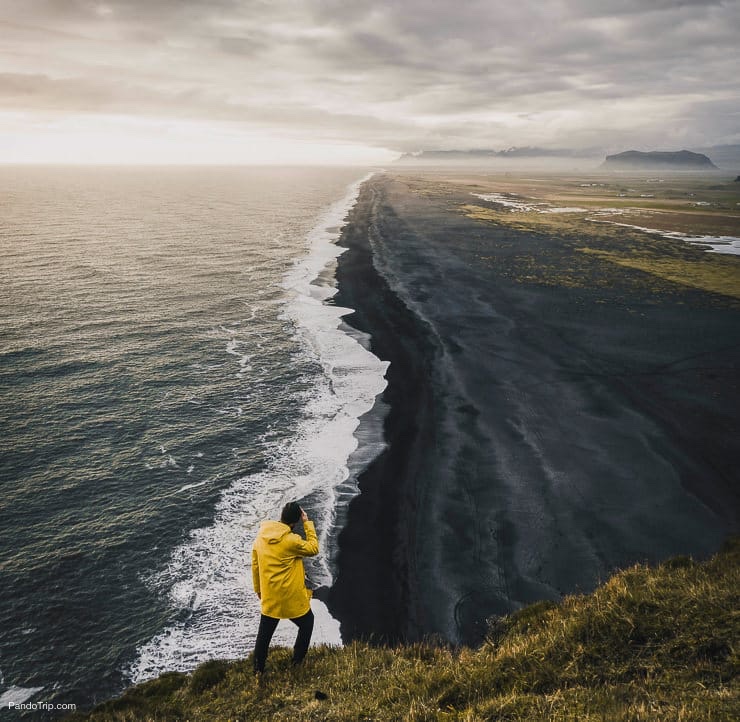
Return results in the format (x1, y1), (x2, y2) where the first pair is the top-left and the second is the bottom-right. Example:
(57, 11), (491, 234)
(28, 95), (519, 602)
(328, 172), (739, 646)
(327, 176), (438, 641)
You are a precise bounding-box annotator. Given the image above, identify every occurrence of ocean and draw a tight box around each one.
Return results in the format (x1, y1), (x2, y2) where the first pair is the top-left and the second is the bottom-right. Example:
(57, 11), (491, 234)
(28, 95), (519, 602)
(0, 165), (387, 716)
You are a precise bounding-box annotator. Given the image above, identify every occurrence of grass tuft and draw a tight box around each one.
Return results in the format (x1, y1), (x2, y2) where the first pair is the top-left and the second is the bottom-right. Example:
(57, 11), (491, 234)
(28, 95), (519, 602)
(188, 659), (231, 695)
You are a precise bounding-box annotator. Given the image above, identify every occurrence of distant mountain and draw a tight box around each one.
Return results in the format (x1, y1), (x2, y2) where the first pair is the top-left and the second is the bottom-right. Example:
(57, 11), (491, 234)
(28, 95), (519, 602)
(396, 147), (600, 163)
(395, 145), (736, 170)
(601, 150), (717, 170)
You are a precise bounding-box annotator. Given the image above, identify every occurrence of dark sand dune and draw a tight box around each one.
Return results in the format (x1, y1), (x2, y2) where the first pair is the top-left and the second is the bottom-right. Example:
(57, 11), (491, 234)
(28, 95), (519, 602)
(328, 174), (739, 646)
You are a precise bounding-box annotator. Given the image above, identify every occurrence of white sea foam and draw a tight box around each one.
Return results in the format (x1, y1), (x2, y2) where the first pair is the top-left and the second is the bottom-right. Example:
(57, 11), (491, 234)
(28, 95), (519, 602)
(178, 479), (209, 492)
(129, 171), (386, 683)
(225, 334), (251, 377)
(0, 686), (43, 708)
(279, 171), (389, 567)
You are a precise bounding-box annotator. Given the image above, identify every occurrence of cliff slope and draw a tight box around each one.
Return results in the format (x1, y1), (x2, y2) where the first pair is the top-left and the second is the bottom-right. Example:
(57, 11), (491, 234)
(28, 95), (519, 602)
(70, 539), (738, 721)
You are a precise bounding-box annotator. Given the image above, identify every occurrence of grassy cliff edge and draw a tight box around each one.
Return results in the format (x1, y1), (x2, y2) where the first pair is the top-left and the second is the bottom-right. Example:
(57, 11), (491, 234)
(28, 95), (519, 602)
(71, 539), (738, 721)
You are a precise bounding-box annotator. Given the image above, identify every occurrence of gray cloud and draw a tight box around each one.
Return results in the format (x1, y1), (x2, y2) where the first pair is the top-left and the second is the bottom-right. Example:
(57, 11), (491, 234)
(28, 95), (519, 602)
(0, 0), (738, 153)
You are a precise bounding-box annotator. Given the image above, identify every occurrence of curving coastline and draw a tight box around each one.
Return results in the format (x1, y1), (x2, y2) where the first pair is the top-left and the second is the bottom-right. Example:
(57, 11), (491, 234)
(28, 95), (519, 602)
(328, 172), (739, 646)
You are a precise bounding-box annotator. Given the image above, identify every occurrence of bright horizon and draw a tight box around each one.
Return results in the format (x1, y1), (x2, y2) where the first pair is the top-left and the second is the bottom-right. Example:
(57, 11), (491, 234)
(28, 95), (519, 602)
(0, 114), (400, 166)
(1, 1), (738, 165)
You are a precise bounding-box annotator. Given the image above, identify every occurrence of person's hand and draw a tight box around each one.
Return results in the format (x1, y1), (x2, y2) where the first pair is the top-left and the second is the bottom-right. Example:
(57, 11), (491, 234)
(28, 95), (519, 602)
(300, 508), (308, 522)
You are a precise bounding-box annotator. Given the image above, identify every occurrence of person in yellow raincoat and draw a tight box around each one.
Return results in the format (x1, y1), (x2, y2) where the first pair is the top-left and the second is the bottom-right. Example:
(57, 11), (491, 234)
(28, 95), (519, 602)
(251, 501), (319, 673)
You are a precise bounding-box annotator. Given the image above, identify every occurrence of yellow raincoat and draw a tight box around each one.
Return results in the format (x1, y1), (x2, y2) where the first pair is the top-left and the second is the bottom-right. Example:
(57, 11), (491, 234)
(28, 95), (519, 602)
(251, 519), (319, 619)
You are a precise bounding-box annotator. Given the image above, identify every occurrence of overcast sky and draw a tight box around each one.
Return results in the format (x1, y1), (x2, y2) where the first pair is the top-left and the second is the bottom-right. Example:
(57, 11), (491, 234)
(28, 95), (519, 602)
(1, 0), (738, 163)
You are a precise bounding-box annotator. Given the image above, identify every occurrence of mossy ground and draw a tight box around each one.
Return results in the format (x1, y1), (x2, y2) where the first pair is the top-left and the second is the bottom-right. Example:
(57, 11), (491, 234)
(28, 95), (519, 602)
(394, 170), (740, 303)
(400, 171), (740, 231)
(70, 540), (738, 721)
(455, 203), (739, 304)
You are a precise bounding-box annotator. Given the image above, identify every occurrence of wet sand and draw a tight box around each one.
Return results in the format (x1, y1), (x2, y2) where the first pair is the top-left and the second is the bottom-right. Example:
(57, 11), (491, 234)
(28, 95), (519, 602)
(328, 173), (740, 646)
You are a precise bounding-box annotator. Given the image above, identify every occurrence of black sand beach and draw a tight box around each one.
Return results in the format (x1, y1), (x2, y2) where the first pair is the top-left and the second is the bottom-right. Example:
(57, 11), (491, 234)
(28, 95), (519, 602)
(327, 172), (740, 646)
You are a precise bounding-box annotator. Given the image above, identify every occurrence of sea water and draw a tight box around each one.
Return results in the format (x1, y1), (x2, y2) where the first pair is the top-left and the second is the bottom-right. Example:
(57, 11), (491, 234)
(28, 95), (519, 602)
(0, 165), (386, 715)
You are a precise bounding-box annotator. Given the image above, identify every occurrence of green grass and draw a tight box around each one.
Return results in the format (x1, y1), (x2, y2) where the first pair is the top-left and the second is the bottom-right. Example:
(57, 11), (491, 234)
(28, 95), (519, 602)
(69, 539), (739, 721)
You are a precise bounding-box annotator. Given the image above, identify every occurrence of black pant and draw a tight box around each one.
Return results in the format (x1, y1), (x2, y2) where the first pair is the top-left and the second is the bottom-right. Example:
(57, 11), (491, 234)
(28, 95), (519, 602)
(253, 609), (314, 673)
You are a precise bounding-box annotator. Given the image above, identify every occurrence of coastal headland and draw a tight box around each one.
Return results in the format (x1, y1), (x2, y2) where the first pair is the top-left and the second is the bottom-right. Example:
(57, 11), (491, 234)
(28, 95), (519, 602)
(328, 170), (740, 646)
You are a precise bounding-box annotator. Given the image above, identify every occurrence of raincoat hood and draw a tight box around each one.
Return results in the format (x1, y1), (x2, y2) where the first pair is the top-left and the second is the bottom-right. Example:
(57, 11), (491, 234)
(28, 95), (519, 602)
(259, 520), (293, 544)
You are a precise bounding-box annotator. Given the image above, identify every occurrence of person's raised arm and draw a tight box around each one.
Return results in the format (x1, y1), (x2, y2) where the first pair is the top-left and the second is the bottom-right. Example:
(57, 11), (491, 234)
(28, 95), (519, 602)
(287, 508), (319, 557)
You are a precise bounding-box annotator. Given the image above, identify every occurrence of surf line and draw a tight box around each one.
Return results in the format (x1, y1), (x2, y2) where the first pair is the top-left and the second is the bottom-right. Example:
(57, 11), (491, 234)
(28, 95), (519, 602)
(279, 169), (390, 586)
